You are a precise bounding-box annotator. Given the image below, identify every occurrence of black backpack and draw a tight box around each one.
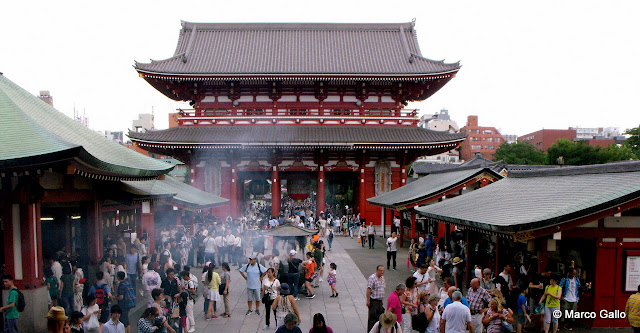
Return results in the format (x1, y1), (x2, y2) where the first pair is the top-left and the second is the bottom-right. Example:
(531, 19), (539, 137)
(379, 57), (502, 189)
(13, 288), (26, 312)
(378, 322), (399, 333)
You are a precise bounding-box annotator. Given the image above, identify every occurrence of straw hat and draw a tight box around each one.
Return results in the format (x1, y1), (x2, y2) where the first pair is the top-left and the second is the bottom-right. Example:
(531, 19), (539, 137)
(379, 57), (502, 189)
(453, 257), (464, 265)
(379, 311), (397, 329)
(46, 306), (67, 321)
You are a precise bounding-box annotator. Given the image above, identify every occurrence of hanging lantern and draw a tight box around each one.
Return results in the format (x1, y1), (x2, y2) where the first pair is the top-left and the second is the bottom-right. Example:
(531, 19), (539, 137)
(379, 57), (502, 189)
(287, 178), (310, 201)
(329, 180), (348, 196)
(248, 179), (270, 196)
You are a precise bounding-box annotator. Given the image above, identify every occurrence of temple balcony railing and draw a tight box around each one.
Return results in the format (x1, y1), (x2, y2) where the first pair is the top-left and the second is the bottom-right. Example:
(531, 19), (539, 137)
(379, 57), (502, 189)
(175, 108), (420, 126)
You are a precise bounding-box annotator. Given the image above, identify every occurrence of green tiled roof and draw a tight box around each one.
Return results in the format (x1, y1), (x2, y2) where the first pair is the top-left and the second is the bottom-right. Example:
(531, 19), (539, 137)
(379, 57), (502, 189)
(368, 166), (502, 209)
(122, 176), (228, 209)
(415, 161), (640, 234)
(0, 75), (173, 177)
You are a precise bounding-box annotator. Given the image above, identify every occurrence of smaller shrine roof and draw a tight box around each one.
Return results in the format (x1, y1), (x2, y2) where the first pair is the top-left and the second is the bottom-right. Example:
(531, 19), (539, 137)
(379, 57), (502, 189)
(368, 166), (502, 209)
(0, 74), (173, 178)
(261, 224), (319, 237)
(121, 176), (228, 209)
(415, 161), (640, 235)
(128, 126), (467, 147)
(134, 21), (459, 77)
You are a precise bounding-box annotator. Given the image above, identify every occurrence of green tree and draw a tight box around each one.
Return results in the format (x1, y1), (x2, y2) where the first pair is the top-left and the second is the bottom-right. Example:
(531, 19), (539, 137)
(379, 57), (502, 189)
(547, 139), (635, 165)
(624, 127), (640, 158)
(547, 139), (600, 165)
(598, 144), (636, 162)
(493, 142), (547, 164)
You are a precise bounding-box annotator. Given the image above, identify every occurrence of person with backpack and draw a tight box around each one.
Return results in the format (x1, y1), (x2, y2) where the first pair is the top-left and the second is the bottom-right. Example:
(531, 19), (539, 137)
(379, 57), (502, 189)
(87, 271), (115, 329)
(368, 311), (403, 333)
(1, 274), (23, 333)
(271, 283), (301, 328)
(239, 253), (267, 315)
(114, 272), (135, 333)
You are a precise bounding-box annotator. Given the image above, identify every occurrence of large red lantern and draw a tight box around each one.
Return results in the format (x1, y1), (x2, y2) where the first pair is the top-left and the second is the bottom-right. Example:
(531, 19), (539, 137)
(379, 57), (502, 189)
(287, 178), (310, 201)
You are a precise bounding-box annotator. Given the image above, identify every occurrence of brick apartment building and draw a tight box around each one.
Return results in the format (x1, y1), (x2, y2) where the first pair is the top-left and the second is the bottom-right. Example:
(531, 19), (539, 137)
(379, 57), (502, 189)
(518, 128), (622, 151)
(459, 115), (505, 161)
(518, 129), (577, 151)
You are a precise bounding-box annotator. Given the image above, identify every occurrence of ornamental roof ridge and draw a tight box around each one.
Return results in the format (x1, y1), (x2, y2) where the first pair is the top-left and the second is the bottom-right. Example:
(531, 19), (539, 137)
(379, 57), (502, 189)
(179, 21), (416, 31)
(508, 160), (640, 178)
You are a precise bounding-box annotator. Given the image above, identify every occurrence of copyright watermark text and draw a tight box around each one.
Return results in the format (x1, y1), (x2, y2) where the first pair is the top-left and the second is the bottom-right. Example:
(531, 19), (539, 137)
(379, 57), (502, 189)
(554, 309), (626, 319)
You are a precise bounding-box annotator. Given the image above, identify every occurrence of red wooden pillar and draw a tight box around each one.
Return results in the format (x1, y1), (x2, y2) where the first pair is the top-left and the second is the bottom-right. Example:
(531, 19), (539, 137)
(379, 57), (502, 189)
(88, 200), (103, 264)
(271, 165), (280, 217)
(231, 162), (238, 218)
(317, 164), (325, 216)
(410, 209), (416, 239)
(358, 161), (366, 221)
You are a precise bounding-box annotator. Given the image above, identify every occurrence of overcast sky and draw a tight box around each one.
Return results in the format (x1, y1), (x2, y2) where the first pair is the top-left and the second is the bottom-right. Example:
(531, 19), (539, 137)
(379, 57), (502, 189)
(2, 1), (639, 137)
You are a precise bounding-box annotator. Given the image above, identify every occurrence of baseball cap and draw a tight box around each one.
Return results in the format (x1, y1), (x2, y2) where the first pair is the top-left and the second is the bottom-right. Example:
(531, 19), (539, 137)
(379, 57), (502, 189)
(289, 250), (297, 256)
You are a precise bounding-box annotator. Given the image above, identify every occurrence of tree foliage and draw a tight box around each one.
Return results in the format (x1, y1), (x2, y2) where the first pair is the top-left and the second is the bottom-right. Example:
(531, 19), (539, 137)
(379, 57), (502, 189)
(625, 127), (640, 159)
(547, 139), (635, 165)
(493, 142), (547, 164)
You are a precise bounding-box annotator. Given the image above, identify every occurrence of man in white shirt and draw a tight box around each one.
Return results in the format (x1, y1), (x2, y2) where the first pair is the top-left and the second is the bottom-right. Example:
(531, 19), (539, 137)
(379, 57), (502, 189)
(386, 232), (398, 271)
(223, 229), (236, 264)
(102, 305), (126, 333)
(214, 233), (225, 265)
(50, 258), (63, 281)
(203, 233), (217, 265)
(392, 216), (400, 234)
(441, 291), (474, 333)
(413, 265), (429, 293)
(233, 235), (243, 267)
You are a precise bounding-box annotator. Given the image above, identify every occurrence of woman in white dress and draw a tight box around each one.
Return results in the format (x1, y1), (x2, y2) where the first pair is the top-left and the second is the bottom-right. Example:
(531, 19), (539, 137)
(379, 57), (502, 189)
(426, 259), (442, 296)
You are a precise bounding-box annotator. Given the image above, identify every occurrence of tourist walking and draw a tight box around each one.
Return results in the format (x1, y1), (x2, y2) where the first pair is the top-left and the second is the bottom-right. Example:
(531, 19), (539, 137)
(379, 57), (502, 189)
(440, 291), (473, 333)
(59, 265), (75, 316)
(625, 285), (640, 332)
(204, 263), (221, 319)
(559, 268), (580, 330)
(359, 222), (367, 247)
(275, 313), (303, 333)
(203, 232), (217, 266)
(482, 299), (514, 333)
(539, 275), (562, 333)
(88, 271), (114, 328)
(368, 311), (402, 333)
(327, 263), (338, 297)
(220, 262), (232, 317)
(272, 283), (301, 327)
(179, 271), (196, 332)
(413, 265), (429, 294)
(114, 272), (135, 333)
(125, 246), (142, 291)
(367, 222), (376, 249)
(367, 265), (386, 332)
(262, 268), (281, 330)
(239, 253), (267, 315)
(387, 283), (406, 327)
(102, 304), (125, 333)
(427, 259), (442, 296)
(1, 275), (19, 333)
(287, 250), (303, 299)
(401, 278), (418, 333)
(302, 252), (317, 299)
(327, 228), (334, 251)
(424, 294), (441, 333)
(387, 232), (398, 271)
(467, 278), (493, 333)
(142, 263), (161, 307)
(310, 313), (334, 333)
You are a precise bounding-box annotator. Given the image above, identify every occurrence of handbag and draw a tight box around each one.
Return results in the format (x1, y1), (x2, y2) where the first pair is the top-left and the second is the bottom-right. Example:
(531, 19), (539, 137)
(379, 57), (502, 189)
(172, 304), (180, 318)
(85, 312), (99, 330)
(218, 282), (226, 295)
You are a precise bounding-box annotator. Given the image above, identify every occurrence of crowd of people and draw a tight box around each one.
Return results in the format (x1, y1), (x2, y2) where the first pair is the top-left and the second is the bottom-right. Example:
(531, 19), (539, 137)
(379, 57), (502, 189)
(5, 198), (640, 333)
(364, 231), (596, 333)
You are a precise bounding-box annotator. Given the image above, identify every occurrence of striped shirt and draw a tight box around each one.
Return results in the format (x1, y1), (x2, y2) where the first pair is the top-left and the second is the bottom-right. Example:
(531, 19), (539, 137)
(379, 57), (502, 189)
(467, 287), (492, 313)
(367, 274), (386, 300)
(626, 293), (640, 327)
